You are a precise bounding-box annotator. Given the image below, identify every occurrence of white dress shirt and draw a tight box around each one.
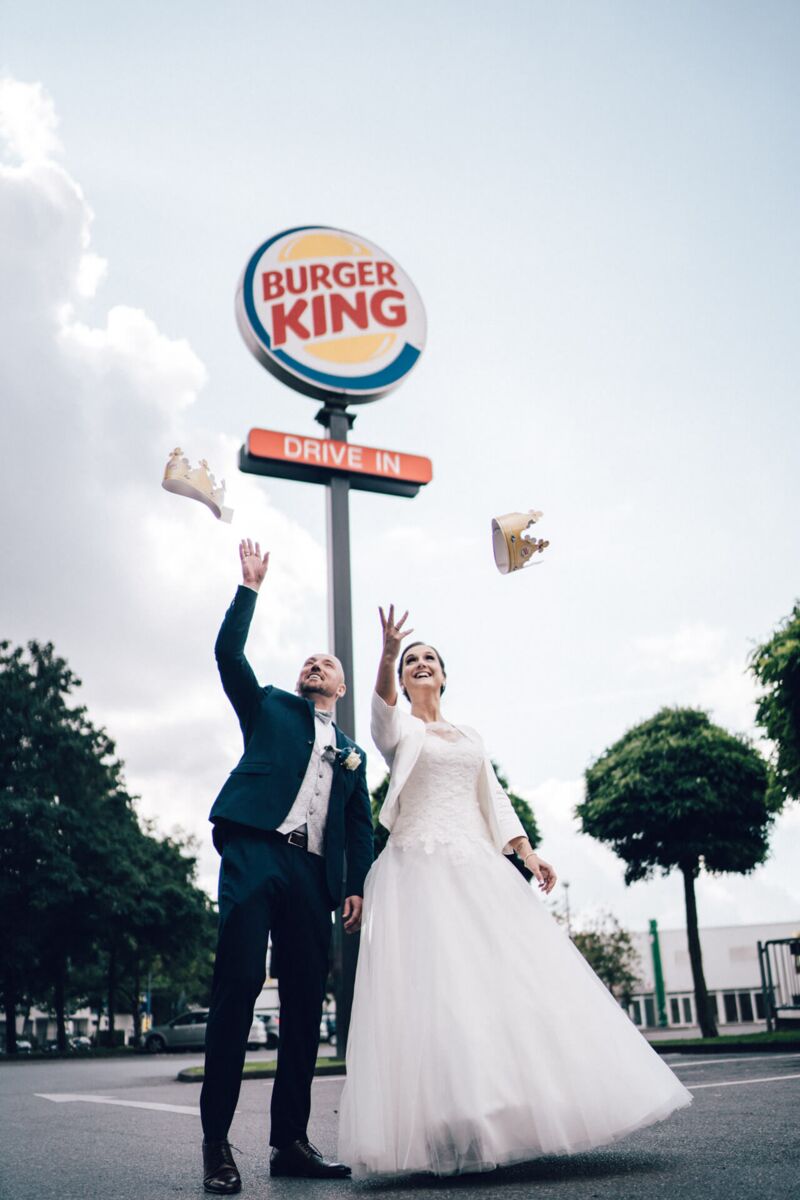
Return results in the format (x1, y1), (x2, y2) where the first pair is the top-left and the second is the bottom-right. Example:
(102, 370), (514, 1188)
(276, 709), (336, 856)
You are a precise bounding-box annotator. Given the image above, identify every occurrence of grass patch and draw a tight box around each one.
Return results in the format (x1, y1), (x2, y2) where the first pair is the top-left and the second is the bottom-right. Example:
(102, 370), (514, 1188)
(177, 1057), (345, 1082)
(649, 1030), (800, 1054)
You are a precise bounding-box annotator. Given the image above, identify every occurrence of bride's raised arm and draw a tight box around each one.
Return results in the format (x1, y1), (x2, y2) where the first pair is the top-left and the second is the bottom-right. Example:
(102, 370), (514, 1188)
(375, 605), (414, 706)
(372, 605), (414, 761)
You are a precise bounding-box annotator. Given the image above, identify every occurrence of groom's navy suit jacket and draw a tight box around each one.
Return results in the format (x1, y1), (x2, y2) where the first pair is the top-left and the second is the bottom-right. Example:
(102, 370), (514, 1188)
(209, 586), (373, 908)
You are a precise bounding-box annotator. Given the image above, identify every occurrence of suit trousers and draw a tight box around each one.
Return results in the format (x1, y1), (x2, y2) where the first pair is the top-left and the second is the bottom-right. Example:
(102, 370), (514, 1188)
(200, 827), (332, 1147)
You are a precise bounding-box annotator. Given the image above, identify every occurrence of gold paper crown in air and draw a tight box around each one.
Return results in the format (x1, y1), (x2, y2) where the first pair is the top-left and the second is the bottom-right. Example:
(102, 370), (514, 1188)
(162, 448), (233, 523)
(492, 510), (550, 575)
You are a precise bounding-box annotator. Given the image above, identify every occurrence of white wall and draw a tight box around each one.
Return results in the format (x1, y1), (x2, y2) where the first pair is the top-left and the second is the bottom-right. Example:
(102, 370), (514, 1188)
(631, 920), (799, 993)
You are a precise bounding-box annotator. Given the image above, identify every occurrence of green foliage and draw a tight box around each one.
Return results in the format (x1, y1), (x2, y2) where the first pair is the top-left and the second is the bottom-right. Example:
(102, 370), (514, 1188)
(750, 601), (800, 806)
(578, 705), (773, 1038)
(0, 639), (214, 1053)
(370, 774), (389, 857)
(578, 707), (774, 884)
(568, 913), (640, 1006)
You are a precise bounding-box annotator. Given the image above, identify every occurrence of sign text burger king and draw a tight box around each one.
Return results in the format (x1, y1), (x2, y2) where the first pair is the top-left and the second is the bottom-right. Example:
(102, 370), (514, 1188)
(236, 226), (426, 403)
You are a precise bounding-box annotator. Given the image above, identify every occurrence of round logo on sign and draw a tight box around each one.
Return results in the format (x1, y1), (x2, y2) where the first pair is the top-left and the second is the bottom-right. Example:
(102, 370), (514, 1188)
(236, 226), (426, 403)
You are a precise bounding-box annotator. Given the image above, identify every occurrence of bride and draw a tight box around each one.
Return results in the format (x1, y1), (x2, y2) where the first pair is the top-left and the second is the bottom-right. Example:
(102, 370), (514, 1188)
(338, 607), (691, 1177)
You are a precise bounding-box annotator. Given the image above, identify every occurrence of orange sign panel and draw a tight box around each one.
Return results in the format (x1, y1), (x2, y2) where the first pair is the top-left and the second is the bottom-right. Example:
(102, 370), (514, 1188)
(247, 428), (433, 486)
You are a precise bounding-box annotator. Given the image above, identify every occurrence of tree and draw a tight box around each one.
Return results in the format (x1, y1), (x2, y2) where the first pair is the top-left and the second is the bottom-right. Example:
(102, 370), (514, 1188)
(569, 913), (640, 1007)
(112, 828), (217, 1041)
(750, 602), (800, 806)
(369, 760), (540, 874)
(0, 640), (92, 1053)
(577, 707), (774, 1037)
(1, 638), (215, 1053)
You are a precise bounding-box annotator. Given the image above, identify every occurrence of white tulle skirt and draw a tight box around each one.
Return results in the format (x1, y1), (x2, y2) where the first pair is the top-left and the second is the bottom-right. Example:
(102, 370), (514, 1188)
(338, 841), (691, 1177)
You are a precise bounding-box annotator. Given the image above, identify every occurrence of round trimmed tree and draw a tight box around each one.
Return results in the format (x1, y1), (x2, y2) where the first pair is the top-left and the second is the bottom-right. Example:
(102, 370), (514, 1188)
(750, 601), (800, 806)
(577, 707), (774, 1037)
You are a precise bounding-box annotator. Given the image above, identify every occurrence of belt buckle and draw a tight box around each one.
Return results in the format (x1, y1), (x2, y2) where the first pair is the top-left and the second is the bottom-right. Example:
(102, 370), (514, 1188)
(287, 830), (306, 848)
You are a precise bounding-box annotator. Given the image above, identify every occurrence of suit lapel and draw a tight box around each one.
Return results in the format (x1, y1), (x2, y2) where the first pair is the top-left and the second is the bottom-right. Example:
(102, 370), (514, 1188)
(329, 734), (346, 812)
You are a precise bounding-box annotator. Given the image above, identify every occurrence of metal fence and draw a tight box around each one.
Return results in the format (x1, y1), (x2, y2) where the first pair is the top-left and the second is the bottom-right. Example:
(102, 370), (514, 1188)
(758, 937), (800, 1031)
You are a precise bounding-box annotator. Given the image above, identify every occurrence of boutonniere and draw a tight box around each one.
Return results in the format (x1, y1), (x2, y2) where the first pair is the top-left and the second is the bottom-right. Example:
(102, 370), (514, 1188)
(321, 745), (362, 771)
(342, 748), (362, 771)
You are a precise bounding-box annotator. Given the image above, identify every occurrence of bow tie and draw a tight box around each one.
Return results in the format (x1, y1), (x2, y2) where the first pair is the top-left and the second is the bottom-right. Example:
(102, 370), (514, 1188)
(315, 709), (333, 724)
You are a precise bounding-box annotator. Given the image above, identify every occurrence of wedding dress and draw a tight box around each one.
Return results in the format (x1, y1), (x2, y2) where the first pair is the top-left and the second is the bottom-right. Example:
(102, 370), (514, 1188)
(338, 722), (691, 1176)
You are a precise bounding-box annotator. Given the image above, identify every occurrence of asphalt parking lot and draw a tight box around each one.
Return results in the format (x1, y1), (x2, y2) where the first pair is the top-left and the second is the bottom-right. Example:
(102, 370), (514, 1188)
(0, 1050), (798, 1200)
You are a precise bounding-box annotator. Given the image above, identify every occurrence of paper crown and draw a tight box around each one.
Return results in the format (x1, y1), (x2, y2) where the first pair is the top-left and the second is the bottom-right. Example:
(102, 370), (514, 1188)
(492, 510), (550, 574)
(162, 448), (233, 522)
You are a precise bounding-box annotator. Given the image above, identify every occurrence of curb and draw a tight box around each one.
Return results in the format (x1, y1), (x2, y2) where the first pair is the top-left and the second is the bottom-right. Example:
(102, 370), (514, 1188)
(177, 1061), (346, 1083)
(650, 1039), (800, 1055)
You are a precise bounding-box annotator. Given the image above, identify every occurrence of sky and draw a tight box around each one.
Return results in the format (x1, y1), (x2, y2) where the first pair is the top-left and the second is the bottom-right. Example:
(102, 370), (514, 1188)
(2, 1), (798, 935)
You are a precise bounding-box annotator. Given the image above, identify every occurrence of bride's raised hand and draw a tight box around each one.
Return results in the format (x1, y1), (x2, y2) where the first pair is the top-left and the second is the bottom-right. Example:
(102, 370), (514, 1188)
(379, 604), (414, 661)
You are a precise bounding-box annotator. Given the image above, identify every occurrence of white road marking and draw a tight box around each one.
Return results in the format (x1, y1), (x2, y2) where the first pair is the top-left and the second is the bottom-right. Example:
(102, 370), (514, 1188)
(670, 1053), (800, 1069)
(36, 1093), (199, 1115)
(687, 1073), (800, 1090)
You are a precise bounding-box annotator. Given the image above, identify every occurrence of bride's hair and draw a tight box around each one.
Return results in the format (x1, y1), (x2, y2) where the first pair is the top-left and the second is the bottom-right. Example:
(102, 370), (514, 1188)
(398, 642), (447, 700)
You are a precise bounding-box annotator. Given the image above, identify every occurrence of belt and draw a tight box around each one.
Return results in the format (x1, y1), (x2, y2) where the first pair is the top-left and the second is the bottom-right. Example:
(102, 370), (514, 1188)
(284, 828), (308, 849)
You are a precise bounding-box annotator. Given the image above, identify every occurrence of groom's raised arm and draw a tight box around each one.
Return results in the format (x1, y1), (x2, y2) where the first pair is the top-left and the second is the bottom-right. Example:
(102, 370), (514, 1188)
(214, 539), (270, 729)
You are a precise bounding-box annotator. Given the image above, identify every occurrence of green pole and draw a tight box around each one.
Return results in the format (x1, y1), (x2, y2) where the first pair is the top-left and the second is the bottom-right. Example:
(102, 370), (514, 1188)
(649, 919), (668, 1027)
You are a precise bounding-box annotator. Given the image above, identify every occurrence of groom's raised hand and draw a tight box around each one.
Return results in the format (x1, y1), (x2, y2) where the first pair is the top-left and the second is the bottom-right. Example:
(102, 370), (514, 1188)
(343, 896), (363, 933)
(239, 538), (270, 591)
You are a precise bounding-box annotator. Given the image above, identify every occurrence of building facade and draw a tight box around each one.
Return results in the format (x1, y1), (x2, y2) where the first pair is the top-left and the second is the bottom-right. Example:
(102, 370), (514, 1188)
(626, 919), (799, 1031)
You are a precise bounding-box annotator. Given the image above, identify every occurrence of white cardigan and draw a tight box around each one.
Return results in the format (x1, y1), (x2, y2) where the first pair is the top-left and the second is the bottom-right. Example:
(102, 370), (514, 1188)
(370, 691), (526, 855)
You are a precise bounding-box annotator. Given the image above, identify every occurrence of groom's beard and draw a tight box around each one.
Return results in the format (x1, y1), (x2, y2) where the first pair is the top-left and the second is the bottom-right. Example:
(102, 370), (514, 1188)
(298, 681), (335, 700)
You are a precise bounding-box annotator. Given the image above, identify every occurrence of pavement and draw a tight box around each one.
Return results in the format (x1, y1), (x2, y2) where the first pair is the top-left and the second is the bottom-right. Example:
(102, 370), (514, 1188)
(1, 1050), (798, 1200)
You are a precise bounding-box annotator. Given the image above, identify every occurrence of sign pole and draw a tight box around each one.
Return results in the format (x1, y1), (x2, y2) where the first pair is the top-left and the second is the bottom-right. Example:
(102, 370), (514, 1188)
(236, 224), (429, 1062)
(317, 402), (360, 1059)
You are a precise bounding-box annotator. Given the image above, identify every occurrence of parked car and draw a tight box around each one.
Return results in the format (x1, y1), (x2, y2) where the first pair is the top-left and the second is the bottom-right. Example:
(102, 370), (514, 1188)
(42, 1036), (92, 1054)
(256, 1012), (280, 1049)
(320, 1013), (336, 1044)
(14, 1039), (33, 1054)
(143, 1010), (267, 1053)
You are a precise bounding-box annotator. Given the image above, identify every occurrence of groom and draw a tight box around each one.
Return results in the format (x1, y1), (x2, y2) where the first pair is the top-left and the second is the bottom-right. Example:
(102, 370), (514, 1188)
(200, 539), (373, 1194)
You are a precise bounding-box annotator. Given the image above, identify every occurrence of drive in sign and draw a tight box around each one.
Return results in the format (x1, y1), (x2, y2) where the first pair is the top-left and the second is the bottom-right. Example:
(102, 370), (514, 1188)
(240, 428), (433, 499)
(236, 226), (426, 403)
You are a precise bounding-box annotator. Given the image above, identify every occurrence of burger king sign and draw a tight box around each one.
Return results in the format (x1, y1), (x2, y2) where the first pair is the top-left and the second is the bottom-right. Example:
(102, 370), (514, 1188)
(236, 226), (426, 403)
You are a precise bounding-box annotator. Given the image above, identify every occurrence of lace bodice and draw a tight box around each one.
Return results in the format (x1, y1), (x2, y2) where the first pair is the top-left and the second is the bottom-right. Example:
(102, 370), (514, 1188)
(389, 724), (495, 859)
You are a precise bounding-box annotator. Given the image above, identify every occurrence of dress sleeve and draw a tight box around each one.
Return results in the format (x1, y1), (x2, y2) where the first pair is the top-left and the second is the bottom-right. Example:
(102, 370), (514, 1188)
(489, 761), (527, 854)
(370, 690), (402, 764)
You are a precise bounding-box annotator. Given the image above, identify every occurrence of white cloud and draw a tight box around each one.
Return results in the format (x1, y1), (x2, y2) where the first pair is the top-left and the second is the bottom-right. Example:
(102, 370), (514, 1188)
(629, 623), (759, 736)
(634, 623), (728, 667)
(75, 251), (107, 299)
(0, 78), (61, 162)
(0, 78), (325, 895)
(691, 657), (759, 737)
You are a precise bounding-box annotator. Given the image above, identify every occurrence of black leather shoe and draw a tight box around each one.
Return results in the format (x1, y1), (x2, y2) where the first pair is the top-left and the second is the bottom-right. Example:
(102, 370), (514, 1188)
(203, 1139), (241, 1194)
(270, 1139), (351, 1179)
